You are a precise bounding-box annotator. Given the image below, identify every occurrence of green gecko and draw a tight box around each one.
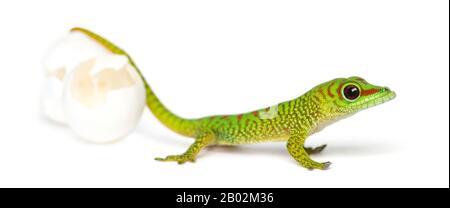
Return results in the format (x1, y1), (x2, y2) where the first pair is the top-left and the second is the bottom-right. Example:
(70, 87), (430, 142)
(72, 27), (396, 170)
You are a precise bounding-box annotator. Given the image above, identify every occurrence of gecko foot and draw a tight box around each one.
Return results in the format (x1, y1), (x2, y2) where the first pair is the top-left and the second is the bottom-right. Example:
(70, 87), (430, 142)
(155, 154), (195, 164)
(322, 161), (332, 170)
(304, 144), (327, 154)
(306, 161), (332, 171)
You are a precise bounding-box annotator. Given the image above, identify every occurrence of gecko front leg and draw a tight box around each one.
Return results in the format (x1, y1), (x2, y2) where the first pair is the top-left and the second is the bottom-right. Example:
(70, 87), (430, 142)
(155, 131), (214, 164)
(287, 132), (331, 170)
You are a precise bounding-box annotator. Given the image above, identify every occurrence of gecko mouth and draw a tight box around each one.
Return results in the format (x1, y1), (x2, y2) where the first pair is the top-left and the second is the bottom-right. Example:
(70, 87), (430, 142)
(352, 88), (396, 110)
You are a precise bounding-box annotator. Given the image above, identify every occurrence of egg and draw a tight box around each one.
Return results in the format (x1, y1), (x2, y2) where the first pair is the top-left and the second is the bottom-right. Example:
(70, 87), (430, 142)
(63, 54), (146, 143)
(42, 30), (147, 143)
(41, 31), (110, 124)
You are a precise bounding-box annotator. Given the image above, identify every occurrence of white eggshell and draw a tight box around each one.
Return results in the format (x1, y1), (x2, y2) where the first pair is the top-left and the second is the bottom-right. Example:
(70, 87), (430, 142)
(63, 54), (146, 143)
(41, 31), (111, 124)
(41, 75), (66, 124)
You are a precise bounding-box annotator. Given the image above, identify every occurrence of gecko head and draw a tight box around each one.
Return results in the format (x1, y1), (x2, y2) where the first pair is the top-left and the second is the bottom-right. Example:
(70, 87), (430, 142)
(314, 76), (396, 117)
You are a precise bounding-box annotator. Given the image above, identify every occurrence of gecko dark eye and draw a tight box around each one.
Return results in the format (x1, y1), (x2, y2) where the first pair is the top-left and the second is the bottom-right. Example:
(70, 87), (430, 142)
(343, 84), (360, 101)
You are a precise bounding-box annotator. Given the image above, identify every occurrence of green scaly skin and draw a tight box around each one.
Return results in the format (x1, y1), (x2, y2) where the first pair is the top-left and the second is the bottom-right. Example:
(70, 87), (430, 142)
(72, 27), (396, 170)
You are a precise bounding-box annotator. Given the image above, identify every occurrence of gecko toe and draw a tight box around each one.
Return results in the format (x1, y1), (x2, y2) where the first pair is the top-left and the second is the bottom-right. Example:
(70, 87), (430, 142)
(322, 162), (332, 170)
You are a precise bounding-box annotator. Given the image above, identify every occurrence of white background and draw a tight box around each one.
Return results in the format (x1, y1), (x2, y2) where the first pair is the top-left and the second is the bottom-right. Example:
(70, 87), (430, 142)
(0, 0), (448, 188)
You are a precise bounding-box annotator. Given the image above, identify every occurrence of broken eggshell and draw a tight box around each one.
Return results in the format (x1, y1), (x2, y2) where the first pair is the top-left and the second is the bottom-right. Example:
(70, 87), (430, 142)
(41, 31), (110, 124)
(63, 54), (146, 143)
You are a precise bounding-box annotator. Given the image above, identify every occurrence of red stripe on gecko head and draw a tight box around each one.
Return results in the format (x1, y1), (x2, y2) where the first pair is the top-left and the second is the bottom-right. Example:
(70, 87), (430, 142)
(327, 81), (336, 98)
(319, 88), (326, 99)
(361, 88), (380, 96)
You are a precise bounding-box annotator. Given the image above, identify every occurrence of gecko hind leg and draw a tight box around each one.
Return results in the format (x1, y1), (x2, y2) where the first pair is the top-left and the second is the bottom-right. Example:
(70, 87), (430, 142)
(155, 132), (214, 164)
(304, 144), (327, 155)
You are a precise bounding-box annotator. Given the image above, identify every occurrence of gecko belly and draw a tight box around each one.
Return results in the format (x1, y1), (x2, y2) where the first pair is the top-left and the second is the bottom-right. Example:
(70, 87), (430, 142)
(213, 126), (290, 145)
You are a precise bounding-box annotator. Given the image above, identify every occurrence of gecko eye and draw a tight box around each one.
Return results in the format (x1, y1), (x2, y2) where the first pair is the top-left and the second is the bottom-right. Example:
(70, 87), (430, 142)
(343, 84), (360, 101)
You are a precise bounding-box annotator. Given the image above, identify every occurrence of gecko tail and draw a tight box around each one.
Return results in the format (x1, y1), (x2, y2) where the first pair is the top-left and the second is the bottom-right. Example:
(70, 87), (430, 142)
(71, 27), (197, 137)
